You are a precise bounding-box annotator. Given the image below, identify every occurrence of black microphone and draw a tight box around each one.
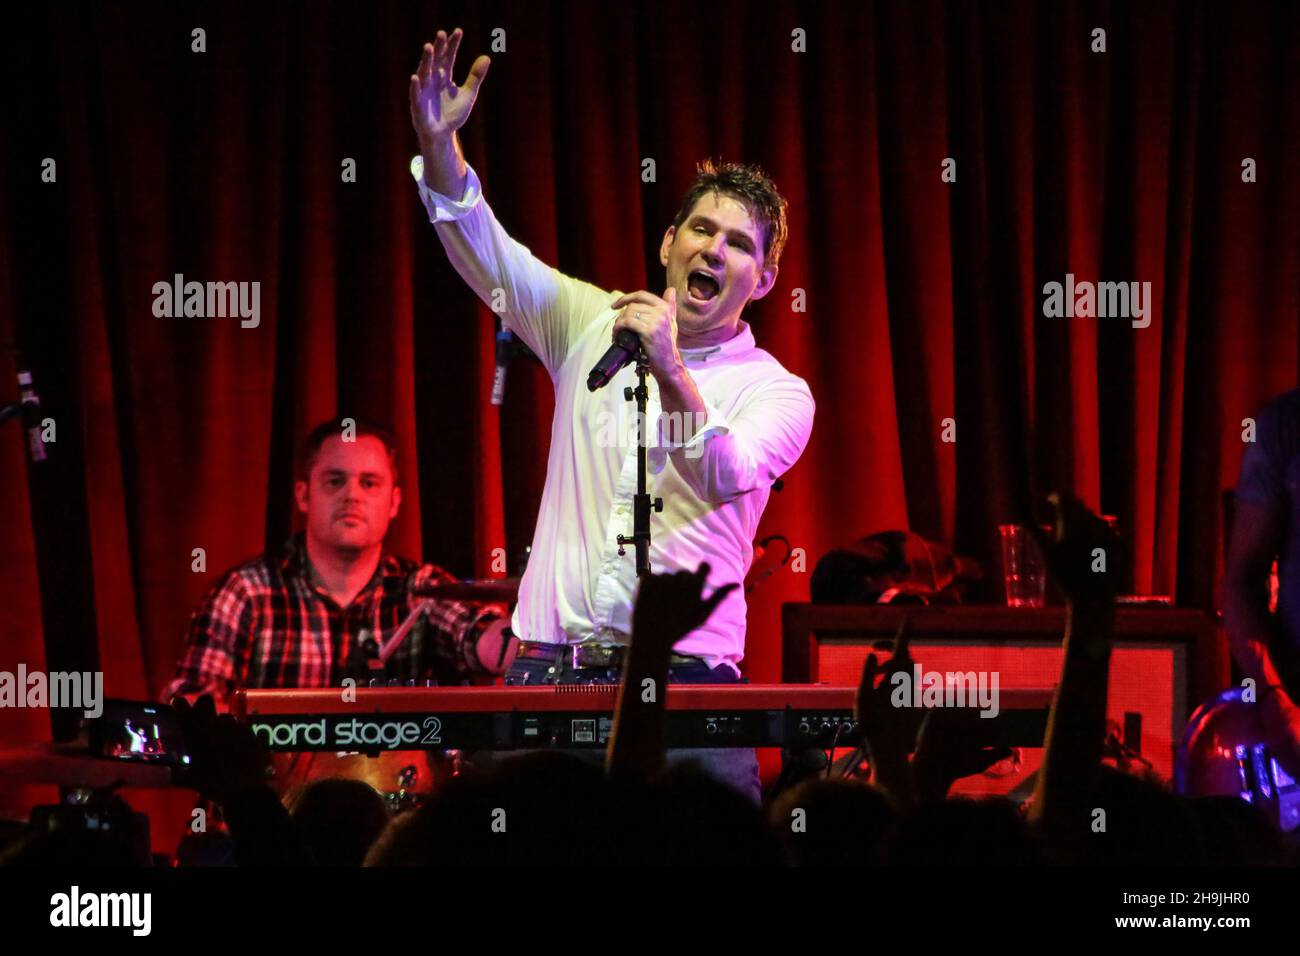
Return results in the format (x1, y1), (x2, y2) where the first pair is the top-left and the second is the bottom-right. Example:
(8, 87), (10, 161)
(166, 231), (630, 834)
(17, 370), (45, 463)
(490, 329), (513, 406)
(587, 329), (639, 391)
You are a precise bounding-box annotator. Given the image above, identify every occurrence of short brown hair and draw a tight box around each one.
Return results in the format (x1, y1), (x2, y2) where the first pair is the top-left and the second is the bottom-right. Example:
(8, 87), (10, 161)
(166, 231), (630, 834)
(296, 417), (399, 487)
(672, 159), (789, 268)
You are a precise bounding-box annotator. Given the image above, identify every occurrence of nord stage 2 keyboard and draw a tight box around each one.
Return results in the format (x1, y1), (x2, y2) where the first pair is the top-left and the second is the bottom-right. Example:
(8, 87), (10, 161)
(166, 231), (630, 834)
(232, 685), (1054, 751)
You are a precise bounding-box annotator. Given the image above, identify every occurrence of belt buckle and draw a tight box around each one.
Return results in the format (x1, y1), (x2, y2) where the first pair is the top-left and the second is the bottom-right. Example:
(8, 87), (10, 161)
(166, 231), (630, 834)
(573, 643), (619, 669)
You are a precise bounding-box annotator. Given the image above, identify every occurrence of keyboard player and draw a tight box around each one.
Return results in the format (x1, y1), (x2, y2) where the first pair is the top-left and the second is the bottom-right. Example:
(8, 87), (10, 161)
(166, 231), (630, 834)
(164, 417), (515, 706)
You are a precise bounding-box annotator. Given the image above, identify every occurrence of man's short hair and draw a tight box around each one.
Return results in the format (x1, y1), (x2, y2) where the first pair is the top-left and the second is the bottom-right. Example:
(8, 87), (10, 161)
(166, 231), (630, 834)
(672, 159), (789, 268)
(296, 417), (400, 487)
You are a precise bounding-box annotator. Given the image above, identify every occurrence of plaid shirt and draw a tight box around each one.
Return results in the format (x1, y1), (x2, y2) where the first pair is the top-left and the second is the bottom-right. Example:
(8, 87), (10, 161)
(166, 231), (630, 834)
(163, 534), (505, 703)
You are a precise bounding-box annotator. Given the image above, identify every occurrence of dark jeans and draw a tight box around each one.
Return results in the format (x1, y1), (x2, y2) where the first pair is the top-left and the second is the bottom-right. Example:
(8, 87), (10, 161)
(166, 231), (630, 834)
(469, 655), (761, 804)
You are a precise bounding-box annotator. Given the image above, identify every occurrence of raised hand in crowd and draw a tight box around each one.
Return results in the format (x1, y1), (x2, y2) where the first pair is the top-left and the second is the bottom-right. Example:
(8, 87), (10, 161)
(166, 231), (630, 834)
(1031, 491), (1119, 621)
(173, 695), (310, 865)
(172, 695), (268, 805)
(607, 564), (737, 781)
(911, 707), (1014, 804)
(630, 562), (737, 661)
(1027, 493), (1119, 857)
(854, 618), (924, 807)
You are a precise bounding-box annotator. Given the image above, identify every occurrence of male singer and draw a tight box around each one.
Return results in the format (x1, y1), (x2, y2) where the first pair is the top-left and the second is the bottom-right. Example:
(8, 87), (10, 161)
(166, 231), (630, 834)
(408, 29), (814, 800)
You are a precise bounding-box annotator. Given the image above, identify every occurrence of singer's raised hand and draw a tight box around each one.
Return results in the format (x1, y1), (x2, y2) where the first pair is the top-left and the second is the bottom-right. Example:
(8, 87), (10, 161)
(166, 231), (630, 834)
(409, 28), (491, 144)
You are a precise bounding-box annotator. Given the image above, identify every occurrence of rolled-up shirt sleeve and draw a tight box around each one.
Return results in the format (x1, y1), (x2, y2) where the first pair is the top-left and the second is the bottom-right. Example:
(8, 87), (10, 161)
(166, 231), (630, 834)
(407, 564), (507, 680)
(410, 155), (487, 223)
(660, 375), (815, 505)
(411, 156), (610, 379)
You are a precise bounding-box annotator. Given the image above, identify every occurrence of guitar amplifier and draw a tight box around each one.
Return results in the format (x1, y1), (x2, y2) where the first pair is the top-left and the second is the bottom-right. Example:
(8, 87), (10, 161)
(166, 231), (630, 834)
(782, 604), (1220, 795)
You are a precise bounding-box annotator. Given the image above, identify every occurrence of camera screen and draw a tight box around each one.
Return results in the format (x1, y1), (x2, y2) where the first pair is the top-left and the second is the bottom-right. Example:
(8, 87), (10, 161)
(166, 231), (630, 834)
(88, 700), (190, 766)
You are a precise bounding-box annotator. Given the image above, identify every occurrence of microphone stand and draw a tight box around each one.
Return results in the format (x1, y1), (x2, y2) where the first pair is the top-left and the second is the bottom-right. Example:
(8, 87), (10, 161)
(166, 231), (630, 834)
(349, 601), (434, 686)
(616, 348), (661, 576)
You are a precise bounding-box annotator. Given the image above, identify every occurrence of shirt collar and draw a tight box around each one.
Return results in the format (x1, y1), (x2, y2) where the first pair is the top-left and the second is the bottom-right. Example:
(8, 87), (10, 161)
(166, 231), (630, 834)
(280, 532), (399, 602)
(677, 320), (755, 365)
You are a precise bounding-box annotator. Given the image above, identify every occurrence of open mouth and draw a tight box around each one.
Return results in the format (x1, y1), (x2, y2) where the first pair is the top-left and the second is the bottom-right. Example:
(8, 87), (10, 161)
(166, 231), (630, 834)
(686, 269), (721, 304)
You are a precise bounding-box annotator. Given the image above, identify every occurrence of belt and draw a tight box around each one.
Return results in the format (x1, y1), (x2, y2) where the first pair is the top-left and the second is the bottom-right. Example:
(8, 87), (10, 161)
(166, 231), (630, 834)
(514, 640), (704, 670)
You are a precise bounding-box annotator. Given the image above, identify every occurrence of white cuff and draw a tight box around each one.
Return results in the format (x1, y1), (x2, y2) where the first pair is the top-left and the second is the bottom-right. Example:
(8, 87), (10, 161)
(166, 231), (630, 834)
(410, 156), (484, 223)
(648, 403), (731, 474)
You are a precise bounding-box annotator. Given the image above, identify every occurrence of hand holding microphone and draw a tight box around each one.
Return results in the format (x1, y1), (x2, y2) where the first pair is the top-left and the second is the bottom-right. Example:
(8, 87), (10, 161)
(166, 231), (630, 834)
(588, 287), (681, 391)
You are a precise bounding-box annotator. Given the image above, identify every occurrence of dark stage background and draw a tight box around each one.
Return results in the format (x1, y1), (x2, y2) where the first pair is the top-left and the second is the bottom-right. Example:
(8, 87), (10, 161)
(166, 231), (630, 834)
(1, 0), (1298, 812)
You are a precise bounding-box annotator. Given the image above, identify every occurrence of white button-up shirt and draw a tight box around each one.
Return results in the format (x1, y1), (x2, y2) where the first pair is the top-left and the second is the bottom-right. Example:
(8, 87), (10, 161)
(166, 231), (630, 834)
(412, 159), (814, 671)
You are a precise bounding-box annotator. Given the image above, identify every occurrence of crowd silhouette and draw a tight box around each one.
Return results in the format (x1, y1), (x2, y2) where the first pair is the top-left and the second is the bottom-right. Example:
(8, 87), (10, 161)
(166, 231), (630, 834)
(2, 496), (1293, 867)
